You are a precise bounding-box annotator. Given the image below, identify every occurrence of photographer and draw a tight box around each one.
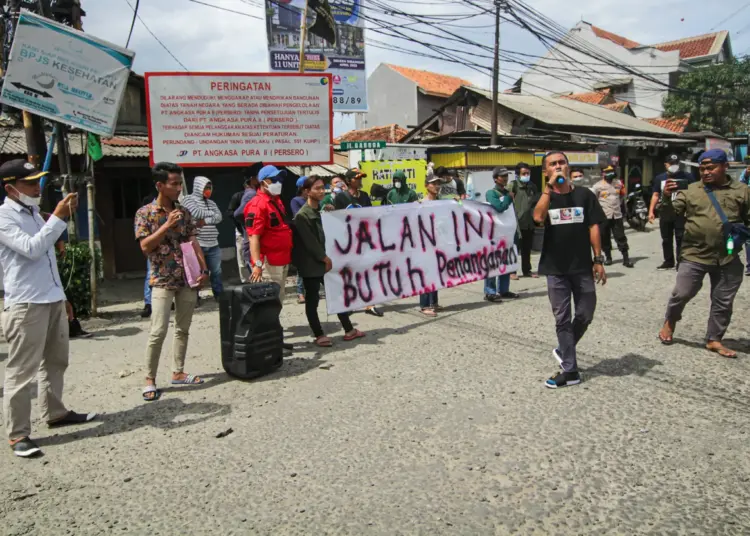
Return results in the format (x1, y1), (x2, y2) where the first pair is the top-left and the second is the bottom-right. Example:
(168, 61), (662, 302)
(649, 155), (693, 270)
(658, 150), (750, 358)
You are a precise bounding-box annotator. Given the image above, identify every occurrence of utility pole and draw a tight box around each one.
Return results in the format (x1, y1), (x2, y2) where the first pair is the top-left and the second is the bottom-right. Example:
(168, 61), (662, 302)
(490, 0), (502, 146)
(298, 0), (310, 176)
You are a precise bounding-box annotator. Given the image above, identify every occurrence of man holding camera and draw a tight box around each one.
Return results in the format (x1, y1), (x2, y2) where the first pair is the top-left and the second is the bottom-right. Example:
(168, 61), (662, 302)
(649, 154), (693, 270)
(0, 159), (96, 457)
(658, 149), (750, 358)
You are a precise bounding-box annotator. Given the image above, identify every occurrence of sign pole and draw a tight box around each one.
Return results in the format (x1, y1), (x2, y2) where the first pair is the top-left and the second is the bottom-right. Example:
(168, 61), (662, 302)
(298, 0), (309, 74)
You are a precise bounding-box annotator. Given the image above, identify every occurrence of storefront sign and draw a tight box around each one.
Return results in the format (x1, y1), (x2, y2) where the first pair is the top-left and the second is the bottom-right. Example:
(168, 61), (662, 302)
(145, 72), (333, 166)
(266, 0), (366, 112)
(323, 200), (519, 314)
(358, 159), (427, 205)
(0, 10), (135, 136)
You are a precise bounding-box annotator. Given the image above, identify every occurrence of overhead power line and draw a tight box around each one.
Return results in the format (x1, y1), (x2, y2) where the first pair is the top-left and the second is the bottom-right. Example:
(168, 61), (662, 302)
(187, 0), (263, 20)
(125, 0), (139, 47)
(123, 0), (189, 70)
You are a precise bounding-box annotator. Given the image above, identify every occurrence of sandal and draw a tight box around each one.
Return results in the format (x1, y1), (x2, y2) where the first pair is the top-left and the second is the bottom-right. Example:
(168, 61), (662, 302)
(343, 329), (366, 342)
(314, 336), (333, 347)
(171, 374), (204, 385)
(297, 295), (306, 304)
(420, 308), (437, 317)
(706, 342), (737, 358)
(142, 385), (161, 402)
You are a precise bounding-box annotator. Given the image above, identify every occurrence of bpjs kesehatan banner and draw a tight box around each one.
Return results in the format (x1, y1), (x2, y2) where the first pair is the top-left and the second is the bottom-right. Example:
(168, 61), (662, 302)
(266, 0), (366, 112)
(323, 200), (519, 314)
(145, 72), (333, 167)
(0, 10), (135, 137)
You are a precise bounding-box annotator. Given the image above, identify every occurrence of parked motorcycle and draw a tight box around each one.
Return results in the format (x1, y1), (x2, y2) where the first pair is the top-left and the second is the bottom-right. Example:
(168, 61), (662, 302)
(625, 184), (648, 231)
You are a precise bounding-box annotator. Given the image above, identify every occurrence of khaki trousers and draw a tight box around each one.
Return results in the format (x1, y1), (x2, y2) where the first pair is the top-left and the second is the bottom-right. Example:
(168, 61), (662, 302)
(235, 234), (250, 283)
(263, 262), (288, 303)
(2, 301), (69, 441)
(145, 287), (197, 379)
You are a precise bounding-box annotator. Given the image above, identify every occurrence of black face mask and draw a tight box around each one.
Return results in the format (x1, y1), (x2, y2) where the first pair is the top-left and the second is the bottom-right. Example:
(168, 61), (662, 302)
(605, 173), (616, 182)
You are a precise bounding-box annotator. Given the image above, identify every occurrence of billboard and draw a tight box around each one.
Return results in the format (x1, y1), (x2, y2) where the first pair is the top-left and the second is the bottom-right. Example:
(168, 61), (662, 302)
(145, 72), (333, 167)
(266, 0), (366, 112)
(0, 10), (135, 137)
(359, 159), (428, 205)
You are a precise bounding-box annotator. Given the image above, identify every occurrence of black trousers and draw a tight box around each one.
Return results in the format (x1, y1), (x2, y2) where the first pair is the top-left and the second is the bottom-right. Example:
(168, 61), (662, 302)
(600, 218), (628, 258)
(660, 216), (685, 265)
(519, 228), (535, 275)
(303, 277), (353, 338)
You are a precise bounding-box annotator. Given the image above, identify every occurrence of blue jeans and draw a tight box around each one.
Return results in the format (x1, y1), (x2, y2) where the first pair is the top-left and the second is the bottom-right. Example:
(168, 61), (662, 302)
(419, 291), (438, 308)
(144, 259), (152, 305)
(202, 245), (224, 297)
(296, 274), (305, 296)
(745, 247), (750, 272)
(484, 274), (510, 296)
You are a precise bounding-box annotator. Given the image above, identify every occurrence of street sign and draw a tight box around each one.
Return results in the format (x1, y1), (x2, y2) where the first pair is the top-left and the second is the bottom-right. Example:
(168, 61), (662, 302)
(340, 140), (386, 150)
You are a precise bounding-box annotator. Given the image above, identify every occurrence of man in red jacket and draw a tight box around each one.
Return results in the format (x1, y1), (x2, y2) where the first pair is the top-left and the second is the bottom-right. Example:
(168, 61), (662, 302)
(244, 165), (294, 352)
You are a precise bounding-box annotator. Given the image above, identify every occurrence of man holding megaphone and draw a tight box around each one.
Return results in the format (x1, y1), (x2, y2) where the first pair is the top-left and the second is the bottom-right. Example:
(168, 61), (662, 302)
(533, 152), (607, 389)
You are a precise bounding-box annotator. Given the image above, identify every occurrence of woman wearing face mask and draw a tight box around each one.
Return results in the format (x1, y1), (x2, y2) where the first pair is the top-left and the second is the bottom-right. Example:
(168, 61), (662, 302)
(510, 162), (540, 278)
(386, 170), (419, 205)
(293, 176), (365, 346)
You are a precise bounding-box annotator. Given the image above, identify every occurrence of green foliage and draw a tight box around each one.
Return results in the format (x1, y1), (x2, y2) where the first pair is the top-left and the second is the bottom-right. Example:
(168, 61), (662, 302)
(663, 57), (750, 135)
(56, 241), (102, 319)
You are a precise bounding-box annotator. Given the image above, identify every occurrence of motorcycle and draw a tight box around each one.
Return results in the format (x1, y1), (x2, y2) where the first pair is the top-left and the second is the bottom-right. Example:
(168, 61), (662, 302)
(625, 184), (648, 231)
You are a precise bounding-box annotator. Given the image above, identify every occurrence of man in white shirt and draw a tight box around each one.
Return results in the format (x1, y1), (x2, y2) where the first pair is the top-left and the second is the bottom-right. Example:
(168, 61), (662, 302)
(0, 159), (96, 458)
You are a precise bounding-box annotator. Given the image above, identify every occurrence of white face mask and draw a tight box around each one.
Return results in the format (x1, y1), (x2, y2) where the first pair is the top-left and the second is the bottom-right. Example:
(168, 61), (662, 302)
(10, 185), (41, 207)
(519, 174), (531, 183)
(394, 181), (402, 189)
(668, 165), (679, 174)
(266, 182), (282, 196)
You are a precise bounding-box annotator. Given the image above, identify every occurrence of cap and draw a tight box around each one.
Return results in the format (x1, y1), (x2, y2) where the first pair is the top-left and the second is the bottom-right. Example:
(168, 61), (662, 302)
(258, 165), (286, 182)
(698, 149), (728, 164)
(665, 154), (680, 164)
(426, 174), (442, 183)
(344, 168), (366, 181)
(296, 176), (307, 189)
(0, 159), (48, 183)
(603, 165), (616, 174)
(492, 167), (509, 177)
(393, 170), (407, 181)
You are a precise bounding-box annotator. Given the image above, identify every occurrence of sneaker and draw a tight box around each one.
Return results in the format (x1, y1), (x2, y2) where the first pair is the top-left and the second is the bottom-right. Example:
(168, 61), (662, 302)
(11, 437), (42, 458)
(282, 342), (294, 351)
(604, 258), (613, 266)
(657, 262), (675, 270)
(552, 348), (563, 368)
(484, 294), (502, 303)
(47, 410), (97, 428)
(501, 292), (519, 299)
(140, 304), (152, 318)
(69, 319), (92, 339)
(545, 371), (581, 389)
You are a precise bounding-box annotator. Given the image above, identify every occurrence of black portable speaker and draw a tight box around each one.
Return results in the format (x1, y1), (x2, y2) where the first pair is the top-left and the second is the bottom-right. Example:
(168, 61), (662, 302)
(219, 283), (284, 379)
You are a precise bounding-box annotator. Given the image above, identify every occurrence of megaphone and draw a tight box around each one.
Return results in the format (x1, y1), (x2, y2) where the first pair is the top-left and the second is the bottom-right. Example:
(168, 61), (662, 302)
(554, 172), (566, 185)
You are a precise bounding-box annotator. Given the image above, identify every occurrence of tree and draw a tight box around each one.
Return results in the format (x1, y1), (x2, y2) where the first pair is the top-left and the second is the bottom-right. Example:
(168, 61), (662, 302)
(663, 57), (750, 135)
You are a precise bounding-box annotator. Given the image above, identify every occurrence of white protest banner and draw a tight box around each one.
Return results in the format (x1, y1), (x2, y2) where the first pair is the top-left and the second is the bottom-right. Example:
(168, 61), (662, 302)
(0, 10), (135, 137)
(145, 72), (333, 167)
(322, 200), (518, 314)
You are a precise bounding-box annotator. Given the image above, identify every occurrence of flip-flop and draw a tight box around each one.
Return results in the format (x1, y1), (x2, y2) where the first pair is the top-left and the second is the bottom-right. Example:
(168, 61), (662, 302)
(706, 344), (737, 358)
(420, 308), (437, 317)
(658, 333), (674, 345)
(170, 374), (204, 385)
(314, 336), (333, 347)
(343, 329), (366, 342)
(142, 385), (161, 401)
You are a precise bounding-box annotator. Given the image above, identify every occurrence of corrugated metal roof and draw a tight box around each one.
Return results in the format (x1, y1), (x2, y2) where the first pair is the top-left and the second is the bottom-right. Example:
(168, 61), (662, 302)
(466, 88), (678, 136)
(286, 164), (348, 177)
(0, 128), (150, 158)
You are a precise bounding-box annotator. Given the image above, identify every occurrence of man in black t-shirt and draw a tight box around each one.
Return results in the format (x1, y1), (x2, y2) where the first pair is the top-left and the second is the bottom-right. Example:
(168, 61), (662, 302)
(533, 151), (607, 389)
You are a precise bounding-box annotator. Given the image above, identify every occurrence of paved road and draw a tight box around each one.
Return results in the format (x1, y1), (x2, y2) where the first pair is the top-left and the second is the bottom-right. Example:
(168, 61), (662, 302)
(2, 228), (750, 535)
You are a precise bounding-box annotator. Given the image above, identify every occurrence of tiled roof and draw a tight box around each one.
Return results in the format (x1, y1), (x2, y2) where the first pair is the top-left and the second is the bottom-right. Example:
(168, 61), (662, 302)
(604, 102), (630, 113)
(643, 115), (690, 133)
(652, 32), (725, 59)
(591, 26), (640, 49)
(560, 89), (613, 106)
(0, 128), (149, 158)
(335, 124), (408, 144)
(385, 64), (472, 98)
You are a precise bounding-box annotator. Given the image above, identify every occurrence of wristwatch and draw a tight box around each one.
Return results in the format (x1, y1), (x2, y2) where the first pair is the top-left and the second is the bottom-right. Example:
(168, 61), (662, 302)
(253, 259), (263, 269)
(593, 255), (605, 265)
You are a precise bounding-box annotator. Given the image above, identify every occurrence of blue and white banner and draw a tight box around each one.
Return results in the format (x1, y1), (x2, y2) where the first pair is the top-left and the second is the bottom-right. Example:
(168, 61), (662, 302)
(0, 10), (135, 137)
(266, 0), (366, 112)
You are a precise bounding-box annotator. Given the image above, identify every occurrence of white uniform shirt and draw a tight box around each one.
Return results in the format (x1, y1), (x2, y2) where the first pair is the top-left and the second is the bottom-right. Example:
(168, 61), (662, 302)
(0, 197), (67, 307)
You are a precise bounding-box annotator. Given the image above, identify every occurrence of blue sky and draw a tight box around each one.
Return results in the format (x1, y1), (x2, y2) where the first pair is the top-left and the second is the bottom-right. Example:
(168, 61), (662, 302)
(85, 0), (750, 136)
